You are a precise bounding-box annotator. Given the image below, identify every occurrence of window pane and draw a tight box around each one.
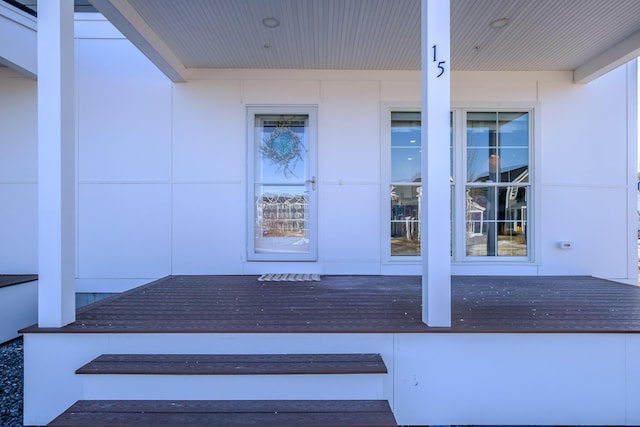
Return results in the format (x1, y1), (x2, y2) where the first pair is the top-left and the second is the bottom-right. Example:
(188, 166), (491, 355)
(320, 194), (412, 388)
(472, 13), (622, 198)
(255, 115), (307, 183)
(391, 146), (421, 182)
(466, 223), (489, 256)
(450, 112), (454, 179)
(467, 146), (491, 183)
(496, 222), (527, 256)
(499, 147), (529, 182)
(254, 186), (309, 253)
(392, 112), (421, 182)
(466, 185), (528, 257)
(498, 112), (528, 181)
(466, 111), (530, 258)
(467, 112), (529, 184)
(499, 112), (529, 148)
(466, 186), (491, 256)
(465, 221), (527, 256)
(467, 113), (498, 183)
(498, 185), (528, 256)
(391, 185), (421, 256)
(466, 112), (497, 148)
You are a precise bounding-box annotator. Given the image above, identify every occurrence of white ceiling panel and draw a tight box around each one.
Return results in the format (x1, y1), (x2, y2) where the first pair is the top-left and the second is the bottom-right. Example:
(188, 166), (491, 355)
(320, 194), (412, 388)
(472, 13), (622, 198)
(86, 0), (640, 81)
(126, 0), (421, 70)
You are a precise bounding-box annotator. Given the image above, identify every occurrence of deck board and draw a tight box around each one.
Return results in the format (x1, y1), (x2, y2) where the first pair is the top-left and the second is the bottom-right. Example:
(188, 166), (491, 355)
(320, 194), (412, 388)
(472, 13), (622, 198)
(21, 275), (640, 334)
(76, 353), (388, 375)
(47, 400), (398, 427)
(0, 274), (37, 289)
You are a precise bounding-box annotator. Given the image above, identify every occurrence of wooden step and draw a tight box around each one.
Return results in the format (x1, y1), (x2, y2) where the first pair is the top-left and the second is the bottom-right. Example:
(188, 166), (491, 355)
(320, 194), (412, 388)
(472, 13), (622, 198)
(77, 353), (387, 375)
(47, 399), (398, 427)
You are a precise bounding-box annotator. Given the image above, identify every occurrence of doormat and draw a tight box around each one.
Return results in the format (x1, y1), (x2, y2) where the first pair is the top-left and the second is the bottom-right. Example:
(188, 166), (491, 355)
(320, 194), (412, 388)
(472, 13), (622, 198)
(258, 273), (321, 282)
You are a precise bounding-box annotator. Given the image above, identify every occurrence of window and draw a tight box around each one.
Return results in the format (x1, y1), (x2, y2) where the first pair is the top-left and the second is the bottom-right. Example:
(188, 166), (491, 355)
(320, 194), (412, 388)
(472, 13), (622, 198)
(465, 111), (530, 257)
(386, 108), (532, 261)
(390, 112), (422, 256)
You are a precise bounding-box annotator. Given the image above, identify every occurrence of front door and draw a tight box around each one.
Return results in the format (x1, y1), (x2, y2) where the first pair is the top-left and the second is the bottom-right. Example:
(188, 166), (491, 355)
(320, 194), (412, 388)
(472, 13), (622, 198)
(247, 107), (317, 261)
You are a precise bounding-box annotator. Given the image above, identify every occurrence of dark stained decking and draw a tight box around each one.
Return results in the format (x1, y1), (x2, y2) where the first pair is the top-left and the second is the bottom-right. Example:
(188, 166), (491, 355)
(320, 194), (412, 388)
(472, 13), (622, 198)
(22, 275), (640, 334)
(76, 353), (388, 375)
(48, 400), (398, 427)
(0, 274), (37, 289)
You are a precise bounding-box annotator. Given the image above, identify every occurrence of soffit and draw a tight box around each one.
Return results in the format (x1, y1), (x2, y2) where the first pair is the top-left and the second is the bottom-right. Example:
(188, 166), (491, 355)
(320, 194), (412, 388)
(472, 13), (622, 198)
(452, 0), (640, 71)
(112, 0), (640, 73)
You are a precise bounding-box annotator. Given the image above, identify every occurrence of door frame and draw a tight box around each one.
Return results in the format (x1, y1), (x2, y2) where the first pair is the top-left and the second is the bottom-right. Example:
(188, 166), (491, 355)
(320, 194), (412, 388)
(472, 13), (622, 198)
(246, 105), (318, 261)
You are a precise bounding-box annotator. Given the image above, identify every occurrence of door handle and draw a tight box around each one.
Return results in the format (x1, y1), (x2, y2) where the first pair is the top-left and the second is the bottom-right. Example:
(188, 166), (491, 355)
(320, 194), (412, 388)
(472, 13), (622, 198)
(306, 176), (316, 191)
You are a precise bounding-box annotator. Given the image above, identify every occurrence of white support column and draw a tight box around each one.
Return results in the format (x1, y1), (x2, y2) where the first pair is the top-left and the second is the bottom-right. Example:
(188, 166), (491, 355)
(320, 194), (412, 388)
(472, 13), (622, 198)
(37, 0), (76, 327)
(421, 0), (451, 326)
(626, 59), (638, 286)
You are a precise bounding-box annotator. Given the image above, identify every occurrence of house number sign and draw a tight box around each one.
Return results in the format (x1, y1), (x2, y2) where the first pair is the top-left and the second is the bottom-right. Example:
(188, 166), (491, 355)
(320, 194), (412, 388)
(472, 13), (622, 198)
(432, 45), (446, 78)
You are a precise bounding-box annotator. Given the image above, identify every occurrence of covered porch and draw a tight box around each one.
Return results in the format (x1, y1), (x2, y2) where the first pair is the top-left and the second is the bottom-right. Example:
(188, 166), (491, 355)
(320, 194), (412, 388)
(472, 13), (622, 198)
(6, 0), (640, 424)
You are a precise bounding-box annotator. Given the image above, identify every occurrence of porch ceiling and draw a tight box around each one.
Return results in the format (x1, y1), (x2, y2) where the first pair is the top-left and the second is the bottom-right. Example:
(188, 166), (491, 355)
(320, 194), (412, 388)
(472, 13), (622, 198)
(86, 0), (640, 84)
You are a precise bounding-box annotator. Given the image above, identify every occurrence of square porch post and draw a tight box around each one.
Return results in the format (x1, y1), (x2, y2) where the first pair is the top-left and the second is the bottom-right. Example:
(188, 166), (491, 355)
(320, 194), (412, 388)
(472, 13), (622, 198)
(37, 0), (76, 327)
(421, 0), (451, 327)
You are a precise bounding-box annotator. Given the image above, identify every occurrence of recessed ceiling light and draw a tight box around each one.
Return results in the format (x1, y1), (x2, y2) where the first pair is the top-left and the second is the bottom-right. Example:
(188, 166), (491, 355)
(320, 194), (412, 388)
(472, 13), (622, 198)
(262, 17), (280, 28)
(409, 139), (417, 144)
(489, 17), (509, 29)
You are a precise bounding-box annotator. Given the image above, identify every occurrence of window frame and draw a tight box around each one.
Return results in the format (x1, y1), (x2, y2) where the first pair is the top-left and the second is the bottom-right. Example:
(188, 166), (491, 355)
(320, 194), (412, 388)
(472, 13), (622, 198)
(382, 104), (537, 265)
(382, 105), (423, 263)
(457, 107), (535, 262)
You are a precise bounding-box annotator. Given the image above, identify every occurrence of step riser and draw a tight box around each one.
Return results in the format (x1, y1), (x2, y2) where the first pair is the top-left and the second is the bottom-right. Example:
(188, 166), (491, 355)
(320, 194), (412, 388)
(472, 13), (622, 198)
(81, 374), (386, 400)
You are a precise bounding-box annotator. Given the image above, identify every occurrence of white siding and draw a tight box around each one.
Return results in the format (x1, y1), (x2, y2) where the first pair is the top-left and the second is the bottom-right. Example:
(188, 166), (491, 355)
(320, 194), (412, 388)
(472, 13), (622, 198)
(0, 69), (37, 273)
(538, 69), (630, 279)
(319, 80), (381, 274)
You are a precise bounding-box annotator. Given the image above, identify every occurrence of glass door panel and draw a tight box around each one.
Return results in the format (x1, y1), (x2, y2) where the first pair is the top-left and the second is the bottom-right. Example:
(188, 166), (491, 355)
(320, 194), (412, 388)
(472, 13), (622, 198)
(248, 109), (317, 261)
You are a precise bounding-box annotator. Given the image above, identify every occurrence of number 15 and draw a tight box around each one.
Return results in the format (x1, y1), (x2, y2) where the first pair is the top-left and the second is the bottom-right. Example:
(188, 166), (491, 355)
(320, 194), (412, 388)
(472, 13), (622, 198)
(432, 45), (446, 78)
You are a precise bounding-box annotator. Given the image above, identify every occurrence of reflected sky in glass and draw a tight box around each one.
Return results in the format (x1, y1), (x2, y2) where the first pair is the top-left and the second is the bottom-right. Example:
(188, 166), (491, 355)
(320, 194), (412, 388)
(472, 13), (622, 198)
(467, 112), (529, 182)
(391, 114), (421, 183)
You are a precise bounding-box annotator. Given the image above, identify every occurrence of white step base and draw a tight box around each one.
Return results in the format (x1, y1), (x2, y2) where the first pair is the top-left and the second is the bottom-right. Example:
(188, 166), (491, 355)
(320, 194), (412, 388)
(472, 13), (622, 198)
(79, 373), (386, 400)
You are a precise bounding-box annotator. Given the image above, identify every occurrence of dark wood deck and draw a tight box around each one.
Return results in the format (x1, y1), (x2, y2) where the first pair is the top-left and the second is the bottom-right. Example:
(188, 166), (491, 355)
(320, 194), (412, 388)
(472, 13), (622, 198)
(76, 353), (387, 375)
(47, 400), (398, 427)
(0, 274), (37, 289)
(22, 275), (640, 334)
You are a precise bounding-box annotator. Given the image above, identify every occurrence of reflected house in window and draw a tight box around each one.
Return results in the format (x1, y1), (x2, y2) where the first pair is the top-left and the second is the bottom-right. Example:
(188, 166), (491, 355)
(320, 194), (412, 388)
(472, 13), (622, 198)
(471, 165), (528, 233)
(504, 168), (528, 235)
(466, 165), (528, 256)
(390, 180), (422, 256)
(466, 190), (486, 236)
(256, 193), (308, 238)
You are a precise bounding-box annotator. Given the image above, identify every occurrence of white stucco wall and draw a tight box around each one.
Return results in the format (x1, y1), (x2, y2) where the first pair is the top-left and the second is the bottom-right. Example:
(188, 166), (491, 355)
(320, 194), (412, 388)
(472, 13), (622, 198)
(0, 18), (637, 291)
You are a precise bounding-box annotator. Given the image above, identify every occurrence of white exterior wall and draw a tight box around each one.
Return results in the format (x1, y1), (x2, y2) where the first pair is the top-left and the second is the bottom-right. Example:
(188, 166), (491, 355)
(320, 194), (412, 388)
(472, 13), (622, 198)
(538, 68), (634, 280)
(0, 68), (37, 273)
(0, 280), (37, 343)
(0, 18), (637, 291)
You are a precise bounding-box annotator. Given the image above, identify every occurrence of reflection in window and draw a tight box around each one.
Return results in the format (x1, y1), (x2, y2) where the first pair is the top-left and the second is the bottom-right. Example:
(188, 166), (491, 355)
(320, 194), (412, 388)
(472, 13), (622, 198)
(390, 112), (421, 256)
(466, 112), (529, 257)
(253, 115), (310, 254)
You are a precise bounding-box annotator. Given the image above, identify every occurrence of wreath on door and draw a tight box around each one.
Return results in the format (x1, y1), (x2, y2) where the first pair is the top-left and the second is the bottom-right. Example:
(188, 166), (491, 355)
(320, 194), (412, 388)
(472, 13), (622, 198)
(260, 124), (304, 177)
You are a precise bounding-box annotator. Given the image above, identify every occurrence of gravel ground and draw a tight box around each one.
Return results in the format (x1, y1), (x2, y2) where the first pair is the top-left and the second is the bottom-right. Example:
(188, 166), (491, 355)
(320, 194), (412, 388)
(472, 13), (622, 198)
(0, 338), (23, 427)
